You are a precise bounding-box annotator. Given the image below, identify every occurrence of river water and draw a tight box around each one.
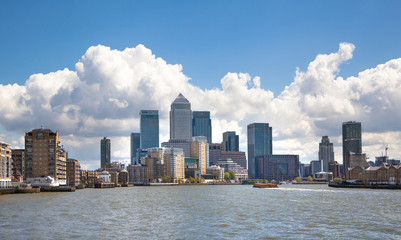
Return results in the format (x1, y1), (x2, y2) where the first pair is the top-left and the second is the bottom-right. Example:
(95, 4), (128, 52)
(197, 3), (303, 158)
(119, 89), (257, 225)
(1, 184), (400, 239)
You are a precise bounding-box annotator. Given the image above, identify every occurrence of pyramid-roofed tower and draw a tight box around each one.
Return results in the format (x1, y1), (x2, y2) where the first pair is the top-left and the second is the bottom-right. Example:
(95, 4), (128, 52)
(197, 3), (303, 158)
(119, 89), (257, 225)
(170, 93), (192, 139)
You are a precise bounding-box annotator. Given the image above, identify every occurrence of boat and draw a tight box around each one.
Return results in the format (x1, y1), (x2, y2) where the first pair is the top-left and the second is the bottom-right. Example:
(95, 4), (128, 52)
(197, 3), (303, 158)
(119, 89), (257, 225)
(253, 182), (278, 188)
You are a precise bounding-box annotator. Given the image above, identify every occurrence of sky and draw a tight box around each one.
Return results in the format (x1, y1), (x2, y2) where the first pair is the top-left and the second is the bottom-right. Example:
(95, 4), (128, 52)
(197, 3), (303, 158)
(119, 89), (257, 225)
(1, 1), (401, 170)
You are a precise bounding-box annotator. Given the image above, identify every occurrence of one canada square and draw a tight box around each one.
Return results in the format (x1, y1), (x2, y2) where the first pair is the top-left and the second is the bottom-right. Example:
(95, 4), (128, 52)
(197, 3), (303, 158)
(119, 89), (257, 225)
(170, 93), (192, 139)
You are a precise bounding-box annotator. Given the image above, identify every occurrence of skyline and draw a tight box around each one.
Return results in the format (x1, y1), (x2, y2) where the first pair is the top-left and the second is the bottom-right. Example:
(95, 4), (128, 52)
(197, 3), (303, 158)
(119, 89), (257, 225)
(1, 1), (401, 169)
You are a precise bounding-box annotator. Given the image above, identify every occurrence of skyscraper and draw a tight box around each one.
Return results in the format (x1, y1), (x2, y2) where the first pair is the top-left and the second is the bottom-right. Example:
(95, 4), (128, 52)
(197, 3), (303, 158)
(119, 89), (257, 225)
(130, 133), (140, 165)
(342, 121), (362, 175)
(247, 123), (272, 179)
(192, 111), (212, 143)
(223, 131), (239, 152)
(100, 137), (111, 167)
(140, 110), (159, 149)
(170, 93), (192, 140)
(319, 136), (334, 172)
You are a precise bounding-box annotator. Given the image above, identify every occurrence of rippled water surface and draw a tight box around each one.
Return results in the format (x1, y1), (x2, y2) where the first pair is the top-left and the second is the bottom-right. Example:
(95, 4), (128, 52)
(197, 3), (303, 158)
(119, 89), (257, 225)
(1, 184), (401, 239)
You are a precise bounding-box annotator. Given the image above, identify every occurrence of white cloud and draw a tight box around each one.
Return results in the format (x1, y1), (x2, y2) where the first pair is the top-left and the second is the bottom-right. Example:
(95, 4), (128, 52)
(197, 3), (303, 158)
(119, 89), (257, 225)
(1, 43), (401, 169)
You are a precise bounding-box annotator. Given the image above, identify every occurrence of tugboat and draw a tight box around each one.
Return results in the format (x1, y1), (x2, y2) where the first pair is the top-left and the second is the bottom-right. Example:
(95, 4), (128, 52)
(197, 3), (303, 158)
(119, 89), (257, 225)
(253, 182), (278, 188)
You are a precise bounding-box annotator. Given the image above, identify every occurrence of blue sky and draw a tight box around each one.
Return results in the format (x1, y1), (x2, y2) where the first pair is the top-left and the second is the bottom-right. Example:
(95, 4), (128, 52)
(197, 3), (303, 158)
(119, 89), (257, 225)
(1, 1), (401, 93)
(1, 1), (401, 169)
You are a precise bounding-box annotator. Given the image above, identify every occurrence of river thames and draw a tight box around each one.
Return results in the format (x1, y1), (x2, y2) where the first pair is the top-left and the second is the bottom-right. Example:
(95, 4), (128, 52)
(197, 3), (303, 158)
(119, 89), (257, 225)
(1, 184), (400, 239)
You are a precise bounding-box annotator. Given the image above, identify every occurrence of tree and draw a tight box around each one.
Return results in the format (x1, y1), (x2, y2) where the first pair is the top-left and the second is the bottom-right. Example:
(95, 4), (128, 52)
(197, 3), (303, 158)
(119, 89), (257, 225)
(161, 176), (171, 183)
(189, 176), (195, 183)
(229, 171), (235, 180)
(307, 176), (313, 181)
(224, 172), (230, 181)
(295, 177), (302, 182)
(333, 177), (342, 183)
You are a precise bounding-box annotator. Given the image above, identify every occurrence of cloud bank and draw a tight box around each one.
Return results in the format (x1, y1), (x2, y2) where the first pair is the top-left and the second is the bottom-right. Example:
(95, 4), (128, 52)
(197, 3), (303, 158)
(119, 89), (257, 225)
(1, 43), (401, 169)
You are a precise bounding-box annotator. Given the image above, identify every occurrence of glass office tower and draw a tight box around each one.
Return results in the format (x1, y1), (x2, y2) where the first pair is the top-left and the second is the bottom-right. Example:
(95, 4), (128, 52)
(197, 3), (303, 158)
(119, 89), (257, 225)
(170, 93), (192, 139)
(140, 110), (159, 149)
(192, 111), (212, 143)
(247, 123), (272, 179)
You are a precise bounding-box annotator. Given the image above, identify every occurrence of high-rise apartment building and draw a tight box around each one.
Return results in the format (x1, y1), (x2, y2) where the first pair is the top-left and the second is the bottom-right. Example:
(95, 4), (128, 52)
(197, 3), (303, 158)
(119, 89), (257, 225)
(0, 142), (12, 188)
(130, 133), (140, 165)
(192, 111), (212, 143)
(342, 121), (362, 175)
(190, 136), (209, 174)
(140, 110), (159, 149)
(223, 131), (239, 152)
(170, 93), (192, 139)
(11, 149), (24, 178)
(66, 158), (81, 186)
(100, 137), (111, 168)
(319, 136), (334, 172)
(164, 148), (185, 181)
(24, 127), (67, 184)
(247, 123), (272, 179)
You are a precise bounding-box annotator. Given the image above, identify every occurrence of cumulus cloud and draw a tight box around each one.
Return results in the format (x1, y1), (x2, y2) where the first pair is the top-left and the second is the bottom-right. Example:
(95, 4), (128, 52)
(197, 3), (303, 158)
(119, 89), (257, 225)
(1, 42), (401, 169)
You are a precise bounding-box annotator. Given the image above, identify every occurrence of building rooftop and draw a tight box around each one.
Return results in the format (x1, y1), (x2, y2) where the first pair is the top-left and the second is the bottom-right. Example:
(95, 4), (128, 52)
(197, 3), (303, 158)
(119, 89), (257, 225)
(172, 93), (190, 104)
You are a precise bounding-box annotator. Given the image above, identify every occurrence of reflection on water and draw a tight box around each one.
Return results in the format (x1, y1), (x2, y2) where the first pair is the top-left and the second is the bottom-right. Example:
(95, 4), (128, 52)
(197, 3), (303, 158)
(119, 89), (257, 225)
(1, 184), (400, 239)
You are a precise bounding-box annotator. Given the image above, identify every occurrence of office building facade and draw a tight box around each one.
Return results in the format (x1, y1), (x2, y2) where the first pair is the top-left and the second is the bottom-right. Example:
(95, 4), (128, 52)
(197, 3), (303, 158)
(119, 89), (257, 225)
(223, 131), (239, 152)
(342, 121), (362, 175)
(257, 154), (299, 181)
(170, 93), (192, 139)
(319, 136), (334, 172)
(130, 133), (140, 165)
(247, 123), (272, 179)
(100, 137), (111, 168)
(192, 111), (212, 143)
(140, 110), (159, 149)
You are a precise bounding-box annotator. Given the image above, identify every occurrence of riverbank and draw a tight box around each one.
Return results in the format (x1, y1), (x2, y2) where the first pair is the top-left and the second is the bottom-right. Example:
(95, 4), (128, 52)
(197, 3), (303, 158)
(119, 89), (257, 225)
(329, 183), (401, 190)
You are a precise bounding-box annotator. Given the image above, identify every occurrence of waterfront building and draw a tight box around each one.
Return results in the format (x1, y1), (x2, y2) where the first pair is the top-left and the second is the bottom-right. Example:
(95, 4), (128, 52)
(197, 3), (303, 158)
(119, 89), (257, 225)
(118, 169), (128, 185)
(256, 154), (299, 181)
(206, 165), (224, 180)
(342, 121), (362, 175)
(170, 93), (192, 139)
(223, 131), (239, 152)
(346, 164), (401, 185)
(310, 160), (322, 175)
(164, 148), (185, 182)
(216, 158), (248, 181)
(140, 110), (159, 149)
(247, 123), (272, 179)
(184, 157), (198, 179)
(319, 136), (334, 172)
(191, 136), (209, 174)
(100, 137), (111, 168)
(11, 149), (24, 178)
(130, 133), (140, 165)
(66, 158), (81, 186)
(0, 142), (12, 188)
(209, 143), (247, 169)
(328, 161), (342, 179)
(192, 111), (212, 143)
(25, 127), (67, 185)
(81, 170), (98, 186)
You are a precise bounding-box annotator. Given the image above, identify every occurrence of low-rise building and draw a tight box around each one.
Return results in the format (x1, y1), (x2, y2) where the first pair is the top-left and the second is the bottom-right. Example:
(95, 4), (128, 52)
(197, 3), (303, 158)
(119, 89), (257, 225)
(346, 164), (401, 185)
(256, 154), (299, 181)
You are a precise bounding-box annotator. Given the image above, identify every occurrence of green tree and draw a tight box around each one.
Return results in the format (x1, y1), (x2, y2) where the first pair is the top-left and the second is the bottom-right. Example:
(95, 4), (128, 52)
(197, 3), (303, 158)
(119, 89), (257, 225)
(189, 176), (195, 183)
(224, 172), (230, 181)
(161, 176), (171, 183)
(307, 176), (313, 181)
(333, 177), (342, 183)
(228, 171), (235, 180)
(295, 177), (302, 182)
(196, 177), (201, 183)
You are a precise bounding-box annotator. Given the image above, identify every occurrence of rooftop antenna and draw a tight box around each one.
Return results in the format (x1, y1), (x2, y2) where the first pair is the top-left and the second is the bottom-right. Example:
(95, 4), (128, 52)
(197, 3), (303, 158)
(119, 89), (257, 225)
(381, 136), (389, 157)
